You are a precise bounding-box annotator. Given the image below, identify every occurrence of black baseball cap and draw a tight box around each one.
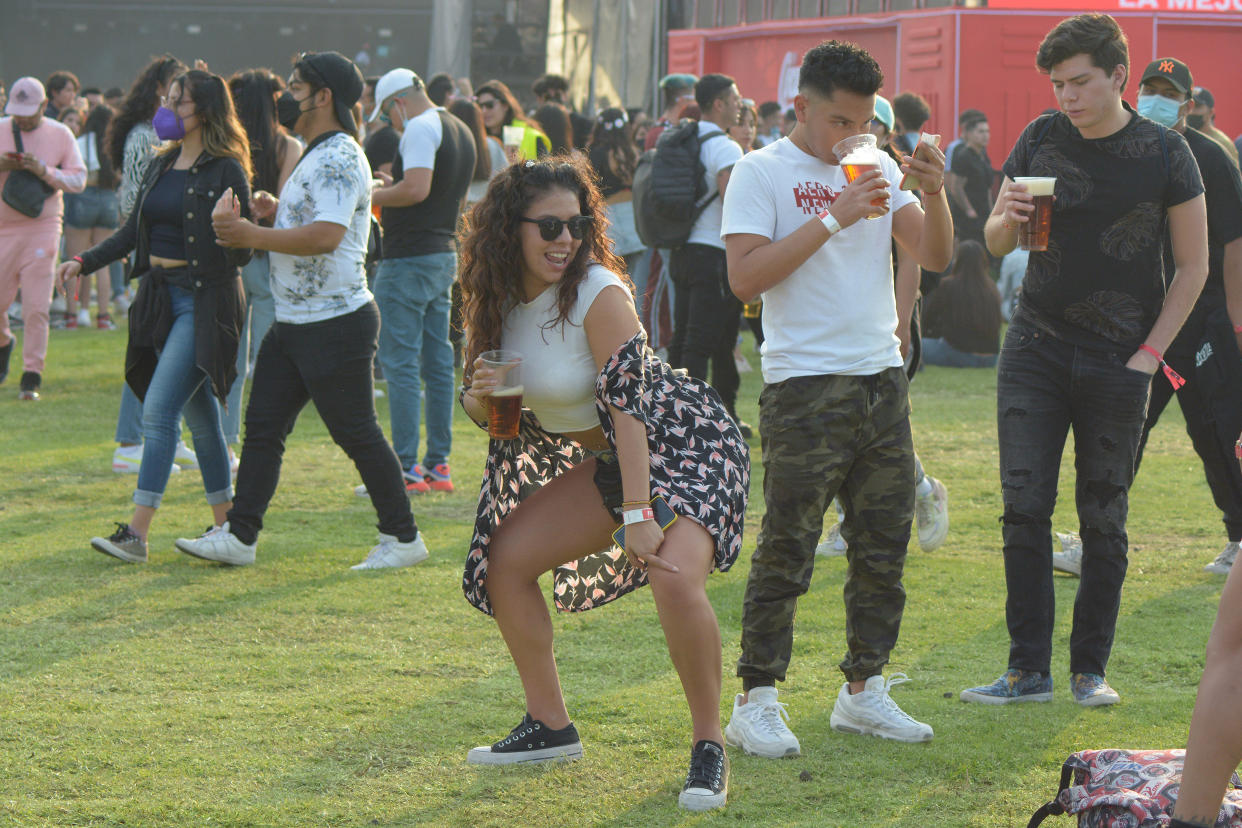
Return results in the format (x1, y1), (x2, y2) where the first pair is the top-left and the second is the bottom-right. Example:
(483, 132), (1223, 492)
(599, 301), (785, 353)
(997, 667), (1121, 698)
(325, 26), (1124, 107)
(1140, 58), (1193, 96)
(295, 51), (364, 133)
(1193, 86), (1215, 108)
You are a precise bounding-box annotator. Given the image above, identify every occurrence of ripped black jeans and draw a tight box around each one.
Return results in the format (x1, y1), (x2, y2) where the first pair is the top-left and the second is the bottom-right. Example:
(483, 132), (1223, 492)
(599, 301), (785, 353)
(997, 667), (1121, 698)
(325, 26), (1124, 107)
(996, 315), (1151, 676)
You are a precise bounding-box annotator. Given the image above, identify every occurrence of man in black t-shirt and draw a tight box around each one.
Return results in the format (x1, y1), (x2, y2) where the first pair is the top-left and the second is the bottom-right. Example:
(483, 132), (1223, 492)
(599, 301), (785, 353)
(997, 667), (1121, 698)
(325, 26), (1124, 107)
(366, 68), (476, 499)
(1128, 58), (1242, 576)
(946, 112), (994, 247)
(960, 14), (1208, 709)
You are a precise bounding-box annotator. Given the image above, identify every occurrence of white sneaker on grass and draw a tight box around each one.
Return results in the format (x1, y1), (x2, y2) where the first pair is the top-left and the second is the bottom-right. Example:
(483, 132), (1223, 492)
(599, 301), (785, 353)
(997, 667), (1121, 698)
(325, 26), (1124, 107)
(174, 440), (199, 470)
(816, 523), (847, 557)
(350, 533), (429, 570)
(723, 686), (800, 758)
(1053, 531), (1082, 576)
(175, 522), (256, 566)
(112, 443), (180, 475)
(829, 673), (933, 743)
(915, 476), (949, 551)
(1204, 541), (1239, 575)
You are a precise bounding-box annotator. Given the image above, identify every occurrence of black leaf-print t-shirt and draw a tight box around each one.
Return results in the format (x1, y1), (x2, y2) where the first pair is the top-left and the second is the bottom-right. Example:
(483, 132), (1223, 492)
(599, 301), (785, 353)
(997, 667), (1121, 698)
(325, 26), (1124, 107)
(1002, 105), (1204, 349)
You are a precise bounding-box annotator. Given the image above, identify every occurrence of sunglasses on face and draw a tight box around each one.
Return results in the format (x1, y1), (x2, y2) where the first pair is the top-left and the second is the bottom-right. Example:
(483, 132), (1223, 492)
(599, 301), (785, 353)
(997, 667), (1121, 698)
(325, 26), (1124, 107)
(520, 215), (593, 241)
(476, 98), (499, 110)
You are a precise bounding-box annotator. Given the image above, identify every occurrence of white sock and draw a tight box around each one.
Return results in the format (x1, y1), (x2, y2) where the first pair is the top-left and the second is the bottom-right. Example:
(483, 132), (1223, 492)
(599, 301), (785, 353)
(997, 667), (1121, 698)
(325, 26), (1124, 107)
(915, 475), (933, 497)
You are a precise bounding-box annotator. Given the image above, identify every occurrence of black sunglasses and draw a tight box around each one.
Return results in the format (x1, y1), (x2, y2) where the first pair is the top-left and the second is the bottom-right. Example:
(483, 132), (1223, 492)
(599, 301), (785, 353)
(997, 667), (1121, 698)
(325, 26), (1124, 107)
(520, 216), (593, 241)
(476, 98), (499, 110)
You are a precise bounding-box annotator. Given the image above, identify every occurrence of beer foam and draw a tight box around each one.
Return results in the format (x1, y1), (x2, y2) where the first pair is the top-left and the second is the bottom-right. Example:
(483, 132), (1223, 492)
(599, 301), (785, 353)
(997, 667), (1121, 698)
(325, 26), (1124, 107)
(840, 148), (876, 166)
(491, 385), (524, 397)
(1015, 176), (1056, 197)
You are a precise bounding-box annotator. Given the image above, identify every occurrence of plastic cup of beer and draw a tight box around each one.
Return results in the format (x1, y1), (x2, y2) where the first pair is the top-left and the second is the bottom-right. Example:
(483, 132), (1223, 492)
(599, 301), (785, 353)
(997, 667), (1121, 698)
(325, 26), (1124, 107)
(480, 349), (523, 440)
(833, 133), (888, 218)
(1014, 176), (1056, 251)
(502, 125), (524, 159)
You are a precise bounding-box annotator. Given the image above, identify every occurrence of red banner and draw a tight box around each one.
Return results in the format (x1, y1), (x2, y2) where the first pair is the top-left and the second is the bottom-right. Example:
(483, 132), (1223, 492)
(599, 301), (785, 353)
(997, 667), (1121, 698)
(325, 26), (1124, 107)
(988, 0), (1242, 11)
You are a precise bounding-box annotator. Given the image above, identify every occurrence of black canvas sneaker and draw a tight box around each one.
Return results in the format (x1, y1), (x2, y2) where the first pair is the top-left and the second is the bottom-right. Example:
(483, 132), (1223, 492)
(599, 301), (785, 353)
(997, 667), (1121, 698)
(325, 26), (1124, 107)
(466, 713), (583, 765)
(678, 739), (728, 811)
(91, 523), (148, 563)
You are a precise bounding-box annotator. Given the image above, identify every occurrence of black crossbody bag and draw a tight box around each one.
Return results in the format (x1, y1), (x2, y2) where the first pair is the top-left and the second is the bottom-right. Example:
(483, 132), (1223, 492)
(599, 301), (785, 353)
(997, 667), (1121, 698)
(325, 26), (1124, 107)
(3, 120), (55, 218)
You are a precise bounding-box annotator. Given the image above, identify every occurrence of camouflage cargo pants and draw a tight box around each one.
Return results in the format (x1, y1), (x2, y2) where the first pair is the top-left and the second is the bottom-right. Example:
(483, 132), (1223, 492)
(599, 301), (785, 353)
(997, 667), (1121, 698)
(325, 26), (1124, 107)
(738, 367), (915, 685)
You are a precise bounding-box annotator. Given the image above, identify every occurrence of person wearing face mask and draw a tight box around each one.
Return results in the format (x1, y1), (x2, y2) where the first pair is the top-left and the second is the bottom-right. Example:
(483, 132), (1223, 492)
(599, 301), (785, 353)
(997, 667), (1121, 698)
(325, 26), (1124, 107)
(57, 69), (252, 563)
(1126, 58), (1242, 577)
(176, 51), (425, 572)
(358, 68), (475, 503)
(0, 77), (87, 401)
(1190, 86), (1240, 168)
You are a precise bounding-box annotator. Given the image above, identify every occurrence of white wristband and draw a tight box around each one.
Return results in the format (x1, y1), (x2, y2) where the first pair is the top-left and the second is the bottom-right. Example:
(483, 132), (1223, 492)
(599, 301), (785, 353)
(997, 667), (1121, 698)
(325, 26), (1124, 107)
(623, 507), (655, 525)
(818, 208), (841, 235)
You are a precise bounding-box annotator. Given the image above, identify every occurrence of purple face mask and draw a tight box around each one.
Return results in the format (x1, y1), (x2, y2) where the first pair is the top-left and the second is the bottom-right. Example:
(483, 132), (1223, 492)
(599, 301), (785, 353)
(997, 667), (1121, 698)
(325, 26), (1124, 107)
(152, 106), (186, 141)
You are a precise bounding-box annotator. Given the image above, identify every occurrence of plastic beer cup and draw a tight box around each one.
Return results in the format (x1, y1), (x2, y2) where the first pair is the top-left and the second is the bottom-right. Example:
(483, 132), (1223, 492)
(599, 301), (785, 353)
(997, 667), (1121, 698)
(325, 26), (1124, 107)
(833, 133), (888, 218)
(480, 350), (523, 440)
(1014, 176), (1056, 251)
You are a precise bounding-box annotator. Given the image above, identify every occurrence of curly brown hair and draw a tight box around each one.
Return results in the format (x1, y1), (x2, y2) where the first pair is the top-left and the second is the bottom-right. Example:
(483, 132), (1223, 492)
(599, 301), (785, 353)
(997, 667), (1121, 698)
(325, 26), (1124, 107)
(459, 153), (630, 374)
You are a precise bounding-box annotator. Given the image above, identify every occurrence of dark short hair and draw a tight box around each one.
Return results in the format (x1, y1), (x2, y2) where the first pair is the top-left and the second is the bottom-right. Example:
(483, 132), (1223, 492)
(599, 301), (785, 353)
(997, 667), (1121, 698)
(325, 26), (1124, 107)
(757, 100), (782, 119)
(892, 92), (931, 131)
(1036, 14), (1129, 91)
(962, 112), (988, 132)
(694, 73), (736, 112)
(364, 76), (380, 92)
(104, 87), (122, 99)
(46, 71), (80, 95)
(427, 72), (455, 106)
(82, 87), (101, 97)
(799, 40), (883, 100)
(532, 73), (569, 98)
(784, 107), (797, 121)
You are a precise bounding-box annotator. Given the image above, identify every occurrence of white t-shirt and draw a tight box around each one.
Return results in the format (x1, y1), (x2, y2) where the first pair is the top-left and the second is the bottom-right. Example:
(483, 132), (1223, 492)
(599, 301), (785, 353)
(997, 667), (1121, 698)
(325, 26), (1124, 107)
(721, 137), (919, 382)
(398, 106), (443, 170)
(687, 120), (744, 250)
(269, 132), (374, 324)
(501, 264), (631, 433)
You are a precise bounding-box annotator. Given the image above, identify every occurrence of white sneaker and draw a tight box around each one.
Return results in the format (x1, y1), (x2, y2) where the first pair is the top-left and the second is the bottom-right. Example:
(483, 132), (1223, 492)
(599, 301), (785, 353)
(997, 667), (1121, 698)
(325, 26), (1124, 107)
(228, 447), (240, 476)
(174, 440), (199, 470)
(816, 523), (847, 557)
(829, 674), (933, 743)
(114, 292), (131, 316)
(915, 476), (949, 551)
(723, 686), (801, 758)
(1204, 541), (1240, 575)
(175, 522), (256, 566)
(112, 443), (180, 475)
(76, 309), (92, 327)
(1053, 531), (1082, 576)
(351, 532), (429, 570)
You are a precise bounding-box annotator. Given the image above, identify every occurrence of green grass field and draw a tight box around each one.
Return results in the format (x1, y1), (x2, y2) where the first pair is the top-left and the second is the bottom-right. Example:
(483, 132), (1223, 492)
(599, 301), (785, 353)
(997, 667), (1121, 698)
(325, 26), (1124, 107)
(0, 325), (1229, 827)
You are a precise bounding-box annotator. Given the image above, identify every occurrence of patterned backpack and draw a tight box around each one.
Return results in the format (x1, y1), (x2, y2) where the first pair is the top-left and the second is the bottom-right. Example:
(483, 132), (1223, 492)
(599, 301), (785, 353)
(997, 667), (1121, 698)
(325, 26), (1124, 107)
(1027, 749), (1242, 828)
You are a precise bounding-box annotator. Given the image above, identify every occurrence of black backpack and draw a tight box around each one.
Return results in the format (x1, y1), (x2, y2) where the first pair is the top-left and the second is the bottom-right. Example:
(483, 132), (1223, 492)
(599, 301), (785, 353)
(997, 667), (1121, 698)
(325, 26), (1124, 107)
(632, 119), (727, 249)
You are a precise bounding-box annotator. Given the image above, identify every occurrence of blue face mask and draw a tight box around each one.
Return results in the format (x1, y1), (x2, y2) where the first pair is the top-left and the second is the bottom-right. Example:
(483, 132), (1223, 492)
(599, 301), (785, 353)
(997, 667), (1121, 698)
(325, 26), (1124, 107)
(1137, 93), (1183, 128)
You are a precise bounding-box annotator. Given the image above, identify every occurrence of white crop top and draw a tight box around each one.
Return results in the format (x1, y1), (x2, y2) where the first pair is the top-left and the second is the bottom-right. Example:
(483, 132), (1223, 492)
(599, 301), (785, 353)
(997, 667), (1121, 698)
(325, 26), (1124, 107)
(501, 264), (632, 433)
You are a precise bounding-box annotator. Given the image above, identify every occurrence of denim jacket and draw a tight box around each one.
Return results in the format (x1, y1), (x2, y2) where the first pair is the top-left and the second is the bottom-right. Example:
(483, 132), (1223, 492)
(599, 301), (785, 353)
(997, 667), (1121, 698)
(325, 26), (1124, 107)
(78, 150), (253, 405)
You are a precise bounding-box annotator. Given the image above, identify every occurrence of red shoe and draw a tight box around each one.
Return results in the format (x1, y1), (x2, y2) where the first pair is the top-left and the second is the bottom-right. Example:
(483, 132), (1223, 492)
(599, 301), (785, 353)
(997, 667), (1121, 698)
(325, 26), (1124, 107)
(425, 463), (454, 492)
(404, 463), (431, 495)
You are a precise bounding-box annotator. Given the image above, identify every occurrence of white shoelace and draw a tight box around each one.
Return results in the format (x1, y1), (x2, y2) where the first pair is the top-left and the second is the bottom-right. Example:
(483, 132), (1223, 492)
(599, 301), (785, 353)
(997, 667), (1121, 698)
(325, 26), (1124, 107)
(869, 673), (922, 726)
(753, 699), (793, 737)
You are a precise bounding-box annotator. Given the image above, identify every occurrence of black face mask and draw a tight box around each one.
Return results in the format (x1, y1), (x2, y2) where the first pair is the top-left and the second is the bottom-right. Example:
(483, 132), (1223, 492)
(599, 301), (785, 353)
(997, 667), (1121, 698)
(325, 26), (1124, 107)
(1186, 113), (1207, 130)
(277, 90), (308, 131)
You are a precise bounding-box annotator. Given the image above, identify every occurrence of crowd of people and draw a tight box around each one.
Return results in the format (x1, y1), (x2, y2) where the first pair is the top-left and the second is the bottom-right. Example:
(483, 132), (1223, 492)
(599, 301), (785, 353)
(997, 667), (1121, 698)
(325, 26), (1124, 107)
(3, 12), (1242, 819)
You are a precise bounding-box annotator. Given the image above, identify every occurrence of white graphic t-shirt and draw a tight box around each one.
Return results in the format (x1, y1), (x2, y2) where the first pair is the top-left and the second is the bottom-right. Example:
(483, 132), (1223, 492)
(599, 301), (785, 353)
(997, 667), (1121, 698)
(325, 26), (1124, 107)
(270, 132), (374, 324)
(721, 136), (919, 382)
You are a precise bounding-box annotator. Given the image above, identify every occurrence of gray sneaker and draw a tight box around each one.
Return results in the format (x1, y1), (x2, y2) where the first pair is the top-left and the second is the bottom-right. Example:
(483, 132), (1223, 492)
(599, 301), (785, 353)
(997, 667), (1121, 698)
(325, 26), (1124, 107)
(1204, 541), (1239, 575)
(91, 523), (148, 563)
(1053, 531), (1082, 576)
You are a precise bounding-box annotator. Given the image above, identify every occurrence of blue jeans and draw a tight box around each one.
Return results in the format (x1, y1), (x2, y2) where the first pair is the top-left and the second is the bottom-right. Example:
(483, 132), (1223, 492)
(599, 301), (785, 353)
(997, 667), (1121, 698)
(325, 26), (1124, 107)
(222, 253), (275, 444)
(134, 284), (232, 508)
(374, 252), (456, 470)
(997, 311), (1151, 676)
(921, 337), (998, 368)
(115, 383), (144, 444)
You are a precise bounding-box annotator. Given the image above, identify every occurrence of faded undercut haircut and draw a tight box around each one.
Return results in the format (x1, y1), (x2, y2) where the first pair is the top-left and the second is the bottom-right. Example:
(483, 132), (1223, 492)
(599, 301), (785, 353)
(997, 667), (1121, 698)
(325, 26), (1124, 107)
(799, 40), (883, 99)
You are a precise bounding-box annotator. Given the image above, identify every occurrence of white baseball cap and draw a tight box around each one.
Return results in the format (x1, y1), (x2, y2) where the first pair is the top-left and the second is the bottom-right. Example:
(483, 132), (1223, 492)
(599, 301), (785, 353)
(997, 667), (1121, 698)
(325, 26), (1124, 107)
(368, 68), (420, 123)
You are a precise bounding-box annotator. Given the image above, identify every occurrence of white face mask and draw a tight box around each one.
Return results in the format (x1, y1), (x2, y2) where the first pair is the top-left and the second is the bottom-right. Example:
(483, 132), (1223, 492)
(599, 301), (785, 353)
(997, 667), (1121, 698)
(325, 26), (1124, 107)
(1136, 93), (1183, 127)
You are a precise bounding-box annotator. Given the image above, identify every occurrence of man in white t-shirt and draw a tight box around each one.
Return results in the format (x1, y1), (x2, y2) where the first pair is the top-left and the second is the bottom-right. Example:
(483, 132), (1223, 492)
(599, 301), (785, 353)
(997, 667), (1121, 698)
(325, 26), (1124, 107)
(666, 73), (748, 434)
(176, 51), (426, 571)
(720, 40), (953, 754)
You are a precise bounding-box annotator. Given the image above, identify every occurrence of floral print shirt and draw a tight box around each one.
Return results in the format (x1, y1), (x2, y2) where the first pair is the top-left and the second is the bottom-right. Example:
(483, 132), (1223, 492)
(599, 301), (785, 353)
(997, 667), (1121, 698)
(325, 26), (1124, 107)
(462, 331), (750, 615)
(269, 132), (374, 324)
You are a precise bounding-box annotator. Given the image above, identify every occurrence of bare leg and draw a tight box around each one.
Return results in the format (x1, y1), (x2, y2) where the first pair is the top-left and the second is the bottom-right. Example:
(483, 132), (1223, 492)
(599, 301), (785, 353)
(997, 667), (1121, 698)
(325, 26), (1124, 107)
(647, 518), (724, 746)
(212, 501), (231, 527)
(485, 460), (617, 729)
(129, 504), (156, 540)
(1175, 559), (1242, 826)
